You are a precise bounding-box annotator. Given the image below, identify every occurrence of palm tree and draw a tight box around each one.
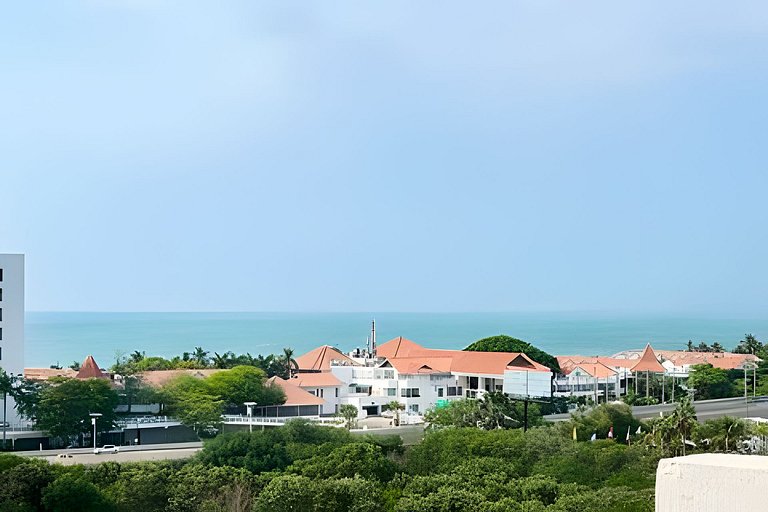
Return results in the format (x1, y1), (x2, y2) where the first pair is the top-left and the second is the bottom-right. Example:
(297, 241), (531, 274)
(338, 404), (358, 430)
(0, 370), (12, 449)
(192, 347), (209, 367)
(670, 397), (697, 455)
(387, 400), (405, 426)
(282, 348), (298, 379)
(129, 351), (146, 364)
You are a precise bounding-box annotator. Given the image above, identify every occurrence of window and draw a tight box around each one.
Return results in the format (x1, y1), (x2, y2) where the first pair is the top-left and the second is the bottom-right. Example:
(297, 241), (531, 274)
(400, 388), (420, 398)
(319, 388), (324, 398)
(0, 308), (2, 321)
(0, 288), (3, 301)
(409, 404), (419, 413)
(447, 386), (463, 397)
(335, 387), (339, 398)
(437, 387), (444, 397)
(0, 269), (3, 281)
(469, 376), (479, 389)
(387, 388), (396, 396)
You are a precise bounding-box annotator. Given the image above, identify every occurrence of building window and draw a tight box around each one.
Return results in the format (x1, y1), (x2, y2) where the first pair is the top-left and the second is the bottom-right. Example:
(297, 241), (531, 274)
(0, 308), (2, 321)
(469, 376), (479, 389)
(0, 288), (3, 301)
(447, 386), (463, 397)
(437, 387), (444, 397)
(319, 388), (324, 398)
(0, 269), (3, 281)
(387, 388), (396, 396)
(409, 404), (419, 413)
(400, 388), (420, 398)
(335, 388), (339, 398)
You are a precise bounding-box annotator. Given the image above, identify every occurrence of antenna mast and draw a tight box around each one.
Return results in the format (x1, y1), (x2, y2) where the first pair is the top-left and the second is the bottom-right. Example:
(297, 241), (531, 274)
(371, 319), (377, 358)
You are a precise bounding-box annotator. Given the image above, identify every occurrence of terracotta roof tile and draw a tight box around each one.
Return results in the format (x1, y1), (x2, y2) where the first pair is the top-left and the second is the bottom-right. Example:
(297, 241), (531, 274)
(267, 376), (325, 406)
(291, 372), (342, 387)
(295, 345), (359, 372)
(630, 344), (666, 373)
(76, 355), (108, 379)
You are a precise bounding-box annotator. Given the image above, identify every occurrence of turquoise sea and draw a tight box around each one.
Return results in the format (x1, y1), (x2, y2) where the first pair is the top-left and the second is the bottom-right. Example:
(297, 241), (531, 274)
(23, 312), (768, 369)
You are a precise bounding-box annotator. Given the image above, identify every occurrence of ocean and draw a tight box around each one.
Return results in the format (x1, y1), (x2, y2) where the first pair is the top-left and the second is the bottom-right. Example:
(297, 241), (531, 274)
(22, 312), (768, 369)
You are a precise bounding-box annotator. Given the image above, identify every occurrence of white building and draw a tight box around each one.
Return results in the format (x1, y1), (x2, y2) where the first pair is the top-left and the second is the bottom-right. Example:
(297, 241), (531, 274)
(0, 254), (24, 427)
(294, 337), (553, 419)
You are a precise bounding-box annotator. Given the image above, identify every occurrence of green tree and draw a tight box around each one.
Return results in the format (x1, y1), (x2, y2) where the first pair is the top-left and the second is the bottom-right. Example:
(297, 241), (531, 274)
(41, 474), (113, 512)
(160, 375), (223, 435)
(695, 416), (751, 452)
(464, 335), (560, 372)
(289, 442), (397, 481)
(281, 348), (298, 379)
(425, 392), (540, 430)
(387, 400), (405, 426)
(734, 334), (762, 355)
(206, 366), (284, 406)
(687, 364), (735, 399)
(0, 370), (13, 449)
(339, 404), (358, 430)
(36, 378), (119, 442)
(0, 460), (55, 511)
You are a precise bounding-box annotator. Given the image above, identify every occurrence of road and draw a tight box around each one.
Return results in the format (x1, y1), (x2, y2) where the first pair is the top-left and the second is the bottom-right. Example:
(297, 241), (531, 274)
(18, 441), (204, 465)
(544, 396), (768, 422)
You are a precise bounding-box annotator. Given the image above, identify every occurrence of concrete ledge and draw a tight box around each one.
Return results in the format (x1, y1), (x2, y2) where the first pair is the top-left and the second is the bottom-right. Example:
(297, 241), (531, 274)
(656, 454), (768, 512)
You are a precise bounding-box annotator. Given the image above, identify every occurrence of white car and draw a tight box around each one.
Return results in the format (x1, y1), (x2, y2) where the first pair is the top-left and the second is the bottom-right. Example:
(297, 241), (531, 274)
(94, 444), (119, 454)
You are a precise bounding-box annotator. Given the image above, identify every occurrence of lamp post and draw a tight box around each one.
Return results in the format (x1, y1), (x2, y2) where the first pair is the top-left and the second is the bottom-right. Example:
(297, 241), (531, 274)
(244, 402), (257, 433)
(89, 413), (102, 453)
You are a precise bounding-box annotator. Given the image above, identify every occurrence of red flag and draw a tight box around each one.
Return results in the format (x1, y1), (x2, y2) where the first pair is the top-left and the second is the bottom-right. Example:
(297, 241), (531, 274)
(608, 426), (614, 439)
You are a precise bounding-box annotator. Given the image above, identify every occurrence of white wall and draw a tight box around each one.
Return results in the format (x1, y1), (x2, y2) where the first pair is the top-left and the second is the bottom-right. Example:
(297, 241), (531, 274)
(656, 454), (768, 512)
(0, 254), (24, 426)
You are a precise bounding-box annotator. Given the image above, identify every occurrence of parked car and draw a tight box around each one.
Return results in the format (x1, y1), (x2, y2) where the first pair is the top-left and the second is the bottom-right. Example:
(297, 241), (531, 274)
(56, 453), (73, 459)
(94, 444), (119, 454)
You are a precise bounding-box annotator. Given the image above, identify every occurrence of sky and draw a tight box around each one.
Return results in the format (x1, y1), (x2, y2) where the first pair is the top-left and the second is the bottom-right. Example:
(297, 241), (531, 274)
(1, 2), (768, 314)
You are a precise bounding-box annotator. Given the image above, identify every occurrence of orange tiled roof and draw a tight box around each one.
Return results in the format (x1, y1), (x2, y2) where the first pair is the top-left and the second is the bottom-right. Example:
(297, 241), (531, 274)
(557, 356), (636, 373)
(291, 372), (342, 387)
(76, 355), (108, 379)
(570, 362), (618, 379)
(378, 337), (432, 358)
(656, 350), (759, 370)
(295, 345), (359, 372)
(267, 376), (325, 406)
(379, 339), (551, 376)
(24, 367), (77, 381)
(630, 344), (666, 373)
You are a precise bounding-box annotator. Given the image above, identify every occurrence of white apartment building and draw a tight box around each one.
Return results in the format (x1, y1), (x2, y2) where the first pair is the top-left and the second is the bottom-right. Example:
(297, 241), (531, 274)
(294, 337), (553, 419)
(0, 254), (24, 427)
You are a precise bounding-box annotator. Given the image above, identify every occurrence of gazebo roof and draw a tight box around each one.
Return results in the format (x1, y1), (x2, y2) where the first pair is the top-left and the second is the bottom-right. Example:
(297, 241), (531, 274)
(630, 344), (665, 373)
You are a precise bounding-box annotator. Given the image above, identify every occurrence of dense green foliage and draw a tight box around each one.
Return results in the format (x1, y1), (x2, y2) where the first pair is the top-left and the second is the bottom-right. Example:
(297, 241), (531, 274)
(4, 402), (765, 512)
(111, 347), (297, 378)
(425, 392), (543, 430)
(464, 335), (560, 372)
(36, 378), (120, 441)
(159, 366), (284, 434)
(687, 364), (735, 399)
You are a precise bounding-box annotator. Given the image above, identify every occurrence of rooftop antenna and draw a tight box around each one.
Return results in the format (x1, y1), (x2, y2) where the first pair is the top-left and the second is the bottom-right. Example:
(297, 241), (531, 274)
(366, 335), (370, 356)
(371, 319), (377, 358)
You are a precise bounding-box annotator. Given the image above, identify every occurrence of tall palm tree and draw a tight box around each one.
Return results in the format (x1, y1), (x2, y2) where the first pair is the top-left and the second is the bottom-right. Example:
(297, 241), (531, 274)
(282, 348), (298, 379)
(387, 400), (405, 426)
(0, 370), (15, 450)
(192, 347), (209, 367)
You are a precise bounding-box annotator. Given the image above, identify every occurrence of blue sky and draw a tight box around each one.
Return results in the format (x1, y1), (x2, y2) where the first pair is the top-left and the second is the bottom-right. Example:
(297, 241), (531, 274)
(2, 2), (767, 314)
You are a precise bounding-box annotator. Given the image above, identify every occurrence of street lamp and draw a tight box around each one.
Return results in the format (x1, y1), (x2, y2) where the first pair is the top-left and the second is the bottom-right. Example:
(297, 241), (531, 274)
(244, 402), (257, 433)
(89, 413), (102, 453)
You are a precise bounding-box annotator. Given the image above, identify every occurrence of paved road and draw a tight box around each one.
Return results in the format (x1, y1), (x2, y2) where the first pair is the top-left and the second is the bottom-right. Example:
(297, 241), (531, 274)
(545, 396), (768, 422)
(17, 441), (204, 464)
